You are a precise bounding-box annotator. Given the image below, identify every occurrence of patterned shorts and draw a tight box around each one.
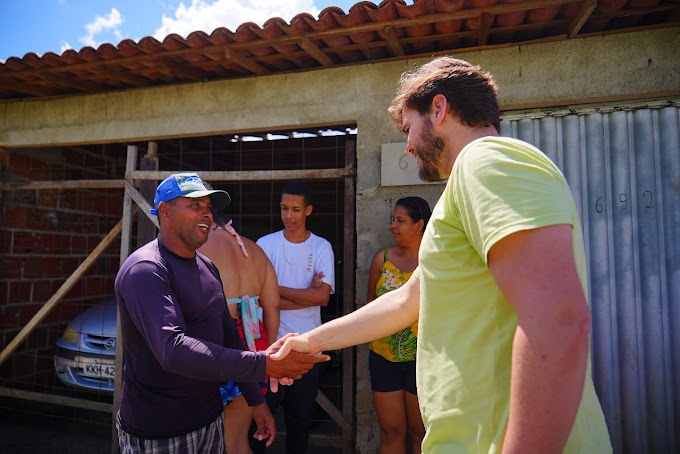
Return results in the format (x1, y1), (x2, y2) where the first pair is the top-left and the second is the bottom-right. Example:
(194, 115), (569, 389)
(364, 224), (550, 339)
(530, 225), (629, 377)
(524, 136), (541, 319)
(116, 412), (224, 454)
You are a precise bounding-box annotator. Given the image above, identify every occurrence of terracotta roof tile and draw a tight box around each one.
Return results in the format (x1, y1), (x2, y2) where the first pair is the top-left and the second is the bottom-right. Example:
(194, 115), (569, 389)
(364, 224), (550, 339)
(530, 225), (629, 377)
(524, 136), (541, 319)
(0, 0), (676, 101)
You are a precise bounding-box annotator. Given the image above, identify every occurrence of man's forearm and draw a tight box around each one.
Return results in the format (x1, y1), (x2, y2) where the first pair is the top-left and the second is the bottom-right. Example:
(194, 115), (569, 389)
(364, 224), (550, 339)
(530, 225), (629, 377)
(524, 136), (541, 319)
(279, 285), (329, 308)
(279, 297), (306, 310)
(303, 278), (419, 352)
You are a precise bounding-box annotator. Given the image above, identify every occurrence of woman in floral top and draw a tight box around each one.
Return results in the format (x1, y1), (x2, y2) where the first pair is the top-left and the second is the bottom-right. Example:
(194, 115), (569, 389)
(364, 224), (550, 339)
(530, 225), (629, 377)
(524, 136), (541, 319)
(366, 196), (431, 454)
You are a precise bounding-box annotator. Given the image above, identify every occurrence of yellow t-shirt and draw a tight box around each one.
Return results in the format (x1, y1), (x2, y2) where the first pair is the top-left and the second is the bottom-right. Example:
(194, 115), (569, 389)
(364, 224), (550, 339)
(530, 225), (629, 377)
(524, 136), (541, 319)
(414, 136), (611, 453)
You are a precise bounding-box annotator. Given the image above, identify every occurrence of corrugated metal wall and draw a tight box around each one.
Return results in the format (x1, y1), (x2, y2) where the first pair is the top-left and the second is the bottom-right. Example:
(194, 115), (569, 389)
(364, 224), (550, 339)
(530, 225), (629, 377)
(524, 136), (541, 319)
(500, 101), (680, 454)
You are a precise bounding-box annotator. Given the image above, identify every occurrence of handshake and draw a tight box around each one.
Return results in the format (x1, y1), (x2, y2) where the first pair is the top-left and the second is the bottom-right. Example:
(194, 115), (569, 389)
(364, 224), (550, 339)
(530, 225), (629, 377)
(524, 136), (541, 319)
(263, 333), (323, 392)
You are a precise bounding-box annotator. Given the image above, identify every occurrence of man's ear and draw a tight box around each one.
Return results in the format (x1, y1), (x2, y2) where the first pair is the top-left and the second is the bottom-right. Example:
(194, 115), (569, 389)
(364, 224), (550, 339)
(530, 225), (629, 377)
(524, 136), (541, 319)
(158, 201), (170, 219)
(431, 94), (448, 127)
(305, 204), (313, 217)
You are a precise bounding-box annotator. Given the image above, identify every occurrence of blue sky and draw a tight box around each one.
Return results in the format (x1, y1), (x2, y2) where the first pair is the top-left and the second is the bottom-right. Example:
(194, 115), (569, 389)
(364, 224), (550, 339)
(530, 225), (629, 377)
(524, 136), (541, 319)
(0, 0), (413, 62)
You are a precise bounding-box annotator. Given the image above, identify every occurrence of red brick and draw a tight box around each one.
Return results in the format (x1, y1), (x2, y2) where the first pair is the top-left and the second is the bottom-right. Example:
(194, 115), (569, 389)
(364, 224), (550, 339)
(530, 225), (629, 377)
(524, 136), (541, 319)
(84, 276), (106, 295)
(8, 280), (32, 302)
(32, 280), (61, 301)
(23, 256), (45, 278)
(3, 206), (29, 229)
(64, 280), (85, 299)
(26, 328), (49, 350)
(0, 308), (13, 328)
(0, 327), (18, 347)
(12, 231), (44, 253)
(38, 257), (65, 278)
(47, 325), (65, 346)
(106, 256), (120, 274)
(11, 352), (36, 377)
(0, 230), (13, 254)
(1, 257), (23, 279)
(58, 256), (80, 275)
(0, 281), (8, 304)
(37, 190), (60, 209)
(12, 189), (38, 205)
(56, 301), (82, 323)
(107, 194), (124, 215)
(5, 303), (43, 326)
(70, 234), (88, 254)
(28, 208), (62, 232)
(35, 349), (54, 373)
(61, 217), (79, 233)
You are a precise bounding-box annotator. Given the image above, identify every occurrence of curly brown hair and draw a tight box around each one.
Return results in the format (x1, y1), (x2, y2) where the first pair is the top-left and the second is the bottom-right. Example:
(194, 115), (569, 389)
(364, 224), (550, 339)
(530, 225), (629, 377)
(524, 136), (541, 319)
(388, 57), (500, 133)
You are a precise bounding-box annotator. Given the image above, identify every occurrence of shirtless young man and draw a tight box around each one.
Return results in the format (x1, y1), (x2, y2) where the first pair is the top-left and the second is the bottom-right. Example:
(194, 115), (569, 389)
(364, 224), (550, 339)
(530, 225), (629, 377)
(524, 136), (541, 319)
(198, 211), (280, 454)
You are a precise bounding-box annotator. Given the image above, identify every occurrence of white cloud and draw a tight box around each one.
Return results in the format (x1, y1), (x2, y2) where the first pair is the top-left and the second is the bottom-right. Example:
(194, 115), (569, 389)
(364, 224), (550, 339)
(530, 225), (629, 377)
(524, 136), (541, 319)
(79, 8), (124, 48)
(60, 41), (73, 53)
(153, 0), (320, 40)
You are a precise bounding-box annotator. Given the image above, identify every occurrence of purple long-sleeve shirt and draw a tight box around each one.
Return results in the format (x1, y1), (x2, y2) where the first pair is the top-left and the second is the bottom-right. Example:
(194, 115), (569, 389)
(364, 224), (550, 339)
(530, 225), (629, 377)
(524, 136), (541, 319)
(114, 239), (266, 439)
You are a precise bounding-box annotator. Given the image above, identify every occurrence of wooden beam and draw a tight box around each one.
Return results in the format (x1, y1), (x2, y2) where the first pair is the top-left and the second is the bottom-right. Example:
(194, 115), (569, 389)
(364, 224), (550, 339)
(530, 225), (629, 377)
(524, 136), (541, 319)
(126, 168), (353, 182)
(479, 13), (493, 46)
(224, 49), (268, 75)
(41, 72), (102, 92)
(0, 218), (123, 366)
(383, 25), (404, 57)
(569, 0), (597, 38)
(160, 59), (206, 80)
(0, 80), (55, 97)
(126, 180), (159, 228)
(307, 434), (352, 448)
(0, 179), (126, 191)
(298, 37), (334, 66)
(100, 70), (150, 87)
(0, 387), (113, 413)
(316, 390), (352, 433)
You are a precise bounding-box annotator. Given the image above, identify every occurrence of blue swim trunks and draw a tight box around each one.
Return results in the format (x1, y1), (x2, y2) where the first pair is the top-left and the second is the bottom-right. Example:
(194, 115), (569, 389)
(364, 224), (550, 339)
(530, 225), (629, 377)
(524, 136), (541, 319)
(220, 381), (243, 407)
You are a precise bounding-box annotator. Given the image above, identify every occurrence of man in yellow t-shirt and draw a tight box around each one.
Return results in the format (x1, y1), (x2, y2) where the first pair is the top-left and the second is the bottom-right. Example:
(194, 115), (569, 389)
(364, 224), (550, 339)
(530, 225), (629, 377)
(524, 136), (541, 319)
(271, 57), (612, 453)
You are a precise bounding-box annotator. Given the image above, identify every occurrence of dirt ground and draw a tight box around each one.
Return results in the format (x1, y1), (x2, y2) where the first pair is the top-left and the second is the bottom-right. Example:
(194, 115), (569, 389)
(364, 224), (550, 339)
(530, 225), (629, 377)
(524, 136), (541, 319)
(0, 397), (112, 453)
(0, 396), (345, 453)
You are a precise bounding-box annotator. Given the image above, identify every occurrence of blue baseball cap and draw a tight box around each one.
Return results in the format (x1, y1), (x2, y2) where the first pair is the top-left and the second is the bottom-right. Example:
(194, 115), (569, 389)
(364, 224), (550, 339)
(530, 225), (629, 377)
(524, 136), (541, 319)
(150, 173), (230, 216)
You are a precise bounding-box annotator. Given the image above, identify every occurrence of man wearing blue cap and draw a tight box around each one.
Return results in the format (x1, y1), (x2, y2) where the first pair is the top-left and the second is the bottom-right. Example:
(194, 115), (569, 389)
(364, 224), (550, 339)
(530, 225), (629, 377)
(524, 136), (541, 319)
(114, 173), (329, 454)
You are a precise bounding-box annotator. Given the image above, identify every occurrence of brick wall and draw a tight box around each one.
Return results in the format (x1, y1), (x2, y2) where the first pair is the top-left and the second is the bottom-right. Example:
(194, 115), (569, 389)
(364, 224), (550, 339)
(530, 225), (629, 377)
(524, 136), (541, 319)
(0, 146), (125, 390)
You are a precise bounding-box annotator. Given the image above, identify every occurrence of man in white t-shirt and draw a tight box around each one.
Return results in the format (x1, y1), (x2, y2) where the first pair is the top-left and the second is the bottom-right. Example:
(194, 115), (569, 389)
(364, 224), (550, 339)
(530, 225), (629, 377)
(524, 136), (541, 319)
(256, 181), (335, 454)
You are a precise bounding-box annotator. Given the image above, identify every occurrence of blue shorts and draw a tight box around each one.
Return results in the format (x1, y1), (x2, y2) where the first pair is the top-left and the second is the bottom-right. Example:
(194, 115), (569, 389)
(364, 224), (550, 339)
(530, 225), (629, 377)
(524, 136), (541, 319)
(368, 349), (417, 395)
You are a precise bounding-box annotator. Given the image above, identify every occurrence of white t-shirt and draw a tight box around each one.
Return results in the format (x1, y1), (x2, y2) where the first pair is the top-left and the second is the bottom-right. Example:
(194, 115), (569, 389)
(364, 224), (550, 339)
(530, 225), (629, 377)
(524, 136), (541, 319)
(257, 230), (335, 339)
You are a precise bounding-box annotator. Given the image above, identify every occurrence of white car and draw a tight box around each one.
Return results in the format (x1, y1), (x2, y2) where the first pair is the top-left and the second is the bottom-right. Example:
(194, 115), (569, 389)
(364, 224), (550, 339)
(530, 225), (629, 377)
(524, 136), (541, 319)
(54, 298), (117, 393)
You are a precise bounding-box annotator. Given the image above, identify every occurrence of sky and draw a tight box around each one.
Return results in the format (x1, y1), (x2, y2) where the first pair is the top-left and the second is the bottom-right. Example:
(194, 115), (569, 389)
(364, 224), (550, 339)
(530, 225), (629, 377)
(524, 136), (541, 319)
(0, 0), (414, 63)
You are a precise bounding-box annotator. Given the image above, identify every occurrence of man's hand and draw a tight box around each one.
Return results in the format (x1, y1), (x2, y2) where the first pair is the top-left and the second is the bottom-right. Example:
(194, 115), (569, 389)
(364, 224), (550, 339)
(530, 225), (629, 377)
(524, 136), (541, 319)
(269, 333), (314, 360)
(265, 333), (328, 379)
(311, 271), (325, 288)
(266, 334), (298, 392)
(251, 402), (276, 447)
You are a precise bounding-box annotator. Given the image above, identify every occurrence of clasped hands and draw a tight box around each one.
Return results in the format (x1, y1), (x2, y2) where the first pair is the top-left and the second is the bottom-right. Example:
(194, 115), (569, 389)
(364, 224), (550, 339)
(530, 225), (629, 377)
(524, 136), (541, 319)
(264, 332), (321, 392)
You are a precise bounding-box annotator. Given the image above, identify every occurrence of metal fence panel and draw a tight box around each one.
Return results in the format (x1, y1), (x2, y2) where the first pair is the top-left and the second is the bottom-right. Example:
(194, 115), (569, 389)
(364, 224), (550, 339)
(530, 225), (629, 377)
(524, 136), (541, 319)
(501, 102), (680, 454)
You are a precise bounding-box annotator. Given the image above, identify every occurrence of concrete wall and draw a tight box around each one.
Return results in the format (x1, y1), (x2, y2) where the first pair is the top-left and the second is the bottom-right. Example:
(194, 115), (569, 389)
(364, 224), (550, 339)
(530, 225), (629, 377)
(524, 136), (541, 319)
(1, 26), (678, 453)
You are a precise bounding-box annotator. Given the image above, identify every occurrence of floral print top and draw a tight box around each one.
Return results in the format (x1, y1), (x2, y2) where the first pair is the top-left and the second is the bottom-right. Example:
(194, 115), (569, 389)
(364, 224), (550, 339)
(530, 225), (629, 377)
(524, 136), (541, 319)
(368, 248), (418, 362)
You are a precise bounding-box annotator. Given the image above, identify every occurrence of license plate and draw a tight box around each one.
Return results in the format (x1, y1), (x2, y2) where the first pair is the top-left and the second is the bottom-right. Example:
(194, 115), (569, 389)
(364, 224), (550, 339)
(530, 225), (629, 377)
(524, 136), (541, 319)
(78, 357), (115, 379)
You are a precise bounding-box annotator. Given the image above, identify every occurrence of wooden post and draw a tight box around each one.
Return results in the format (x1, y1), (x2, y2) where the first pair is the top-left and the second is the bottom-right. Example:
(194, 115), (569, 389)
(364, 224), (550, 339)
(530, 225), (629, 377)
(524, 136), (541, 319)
(111, 145), (138, 454)
(136, 142), (159, 247)
(342, 139), (357, 453)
